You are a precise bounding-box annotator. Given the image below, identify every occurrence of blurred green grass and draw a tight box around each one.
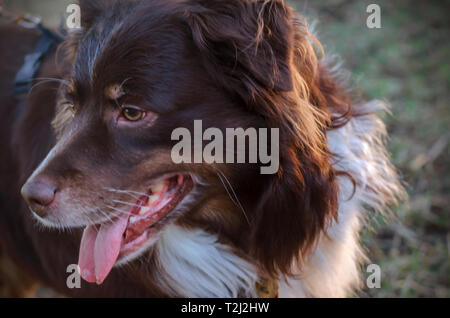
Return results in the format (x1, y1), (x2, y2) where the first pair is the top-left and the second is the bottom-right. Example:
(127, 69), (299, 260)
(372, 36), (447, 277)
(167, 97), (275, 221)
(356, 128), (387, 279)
(289, 0), (449, 297)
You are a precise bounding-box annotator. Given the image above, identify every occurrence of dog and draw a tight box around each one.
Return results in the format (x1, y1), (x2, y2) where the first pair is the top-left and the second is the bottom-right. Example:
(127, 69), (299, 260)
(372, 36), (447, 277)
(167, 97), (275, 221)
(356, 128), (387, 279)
(0, 0), (404, 297)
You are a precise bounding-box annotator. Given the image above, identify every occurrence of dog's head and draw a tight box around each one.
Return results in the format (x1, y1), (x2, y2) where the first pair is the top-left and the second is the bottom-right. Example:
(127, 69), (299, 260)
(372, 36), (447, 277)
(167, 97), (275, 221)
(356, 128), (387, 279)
(21, 0), (342, 285)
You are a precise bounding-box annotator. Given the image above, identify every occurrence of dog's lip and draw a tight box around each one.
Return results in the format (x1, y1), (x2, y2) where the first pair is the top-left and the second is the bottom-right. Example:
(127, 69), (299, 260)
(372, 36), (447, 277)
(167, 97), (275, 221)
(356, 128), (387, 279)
(116, 174), (194, 258)
(87, 172), (192, 227)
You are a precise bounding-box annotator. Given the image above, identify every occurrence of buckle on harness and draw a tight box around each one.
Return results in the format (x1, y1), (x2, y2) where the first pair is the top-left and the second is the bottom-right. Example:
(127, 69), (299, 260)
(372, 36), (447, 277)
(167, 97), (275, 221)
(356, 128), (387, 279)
(17, 13), (42, 29)
(0, 2), (40, 28)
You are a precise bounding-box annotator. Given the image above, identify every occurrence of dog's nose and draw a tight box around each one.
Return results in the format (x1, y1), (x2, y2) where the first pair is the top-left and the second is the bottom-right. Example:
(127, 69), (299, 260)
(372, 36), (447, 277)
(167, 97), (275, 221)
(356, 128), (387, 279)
(21, 181), (57, 217)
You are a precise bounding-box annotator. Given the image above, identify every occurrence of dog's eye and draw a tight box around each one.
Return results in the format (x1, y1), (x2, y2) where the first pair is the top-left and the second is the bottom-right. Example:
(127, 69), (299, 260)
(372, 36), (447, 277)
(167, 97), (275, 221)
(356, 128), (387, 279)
(68, 104), (76, 115)
(63, 102), (76, 115)
(121, 107), (145, 122)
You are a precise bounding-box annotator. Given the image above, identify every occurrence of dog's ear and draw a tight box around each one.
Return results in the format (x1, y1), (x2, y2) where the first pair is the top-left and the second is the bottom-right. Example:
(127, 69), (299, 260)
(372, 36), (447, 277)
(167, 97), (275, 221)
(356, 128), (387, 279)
(183, 0), (294, 93)
(185, 0), (340, 277)
(251, 140), (340, 277)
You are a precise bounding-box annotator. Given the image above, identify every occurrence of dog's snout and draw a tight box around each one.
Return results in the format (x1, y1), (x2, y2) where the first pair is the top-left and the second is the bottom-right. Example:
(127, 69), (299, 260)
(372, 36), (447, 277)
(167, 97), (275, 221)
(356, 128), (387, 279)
(21, 180), (57, 217)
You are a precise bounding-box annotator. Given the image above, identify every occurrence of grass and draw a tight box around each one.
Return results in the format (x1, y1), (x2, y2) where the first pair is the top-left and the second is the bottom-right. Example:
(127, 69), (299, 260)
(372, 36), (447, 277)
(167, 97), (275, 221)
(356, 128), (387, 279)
(289, 0), (449, 297)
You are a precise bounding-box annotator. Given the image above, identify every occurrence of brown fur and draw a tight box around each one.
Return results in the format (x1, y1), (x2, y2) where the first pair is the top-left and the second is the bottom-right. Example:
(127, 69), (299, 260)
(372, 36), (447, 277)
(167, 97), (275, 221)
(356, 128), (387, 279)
(0, 0), (359, 297)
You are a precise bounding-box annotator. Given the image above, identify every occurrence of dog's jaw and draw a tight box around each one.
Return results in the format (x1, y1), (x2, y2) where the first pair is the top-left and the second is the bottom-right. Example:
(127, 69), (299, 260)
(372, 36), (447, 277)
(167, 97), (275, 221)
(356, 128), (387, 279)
(76, 174), (194, 284)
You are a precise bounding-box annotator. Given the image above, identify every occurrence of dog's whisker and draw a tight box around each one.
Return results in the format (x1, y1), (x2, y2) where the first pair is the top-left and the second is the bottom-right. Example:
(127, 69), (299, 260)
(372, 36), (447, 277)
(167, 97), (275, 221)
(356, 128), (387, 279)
(112, 199), (145, 208)
(82, 209), (105, 230)
(216, 172), (239, 207)
(216, 170), (250, 226)
(34, 77), (70, 85)
(80, 211), (99, 231)
(27, 78), (69, 97)
(97, 208), (115, 224)
(102, 187), (148, 199)
(105, 205), (135, 216)
(79, 206), (122, 229)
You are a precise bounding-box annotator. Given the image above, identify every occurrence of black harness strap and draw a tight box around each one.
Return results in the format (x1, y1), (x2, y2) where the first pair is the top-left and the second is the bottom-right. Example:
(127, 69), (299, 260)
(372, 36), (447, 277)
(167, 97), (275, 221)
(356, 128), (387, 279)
(14, 24), (64, 98)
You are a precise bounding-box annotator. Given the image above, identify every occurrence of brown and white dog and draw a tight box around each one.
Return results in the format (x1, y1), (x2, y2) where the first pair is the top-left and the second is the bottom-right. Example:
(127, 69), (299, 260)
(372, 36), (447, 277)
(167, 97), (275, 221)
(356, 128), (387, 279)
(0, 0), (403, 297)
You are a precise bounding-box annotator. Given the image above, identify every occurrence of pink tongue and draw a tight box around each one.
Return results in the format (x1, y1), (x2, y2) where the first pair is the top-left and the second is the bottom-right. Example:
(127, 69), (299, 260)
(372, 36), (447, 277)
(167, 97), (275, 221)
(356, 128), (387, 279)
(78, 216), (129, 284)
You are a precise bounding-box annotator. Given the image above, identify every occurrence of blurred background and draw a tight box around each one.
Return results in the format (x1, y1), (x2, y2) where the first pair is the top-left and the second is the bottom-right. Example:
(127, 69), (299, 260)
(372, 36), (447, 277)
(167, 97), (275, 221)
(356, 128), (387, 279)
(1, 0), (449, 297)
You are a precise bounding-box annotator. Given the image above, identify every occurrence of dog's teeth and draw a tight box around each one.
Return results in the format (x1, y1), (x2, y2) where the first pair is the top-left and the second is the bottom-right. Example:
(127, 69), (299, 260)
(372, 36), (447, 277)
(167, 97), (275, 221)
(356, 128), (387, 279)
(137, 205), (145, 215)
(139, 207), (151, 216)
(148, 194), (159, 204)
(151, 181), (165, 193)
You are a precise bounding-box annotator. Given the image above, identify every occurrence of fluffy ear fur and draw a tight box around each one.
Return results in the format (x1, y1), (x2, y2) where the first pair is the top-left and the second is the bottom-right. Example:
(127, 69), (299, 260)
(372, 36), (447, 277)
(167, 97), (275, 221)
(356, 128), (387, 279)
(183, 0), (294, 94)
(185, 0), (341, 277)
(252, 142), (339, 277)
(78, 0), (111, 29)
